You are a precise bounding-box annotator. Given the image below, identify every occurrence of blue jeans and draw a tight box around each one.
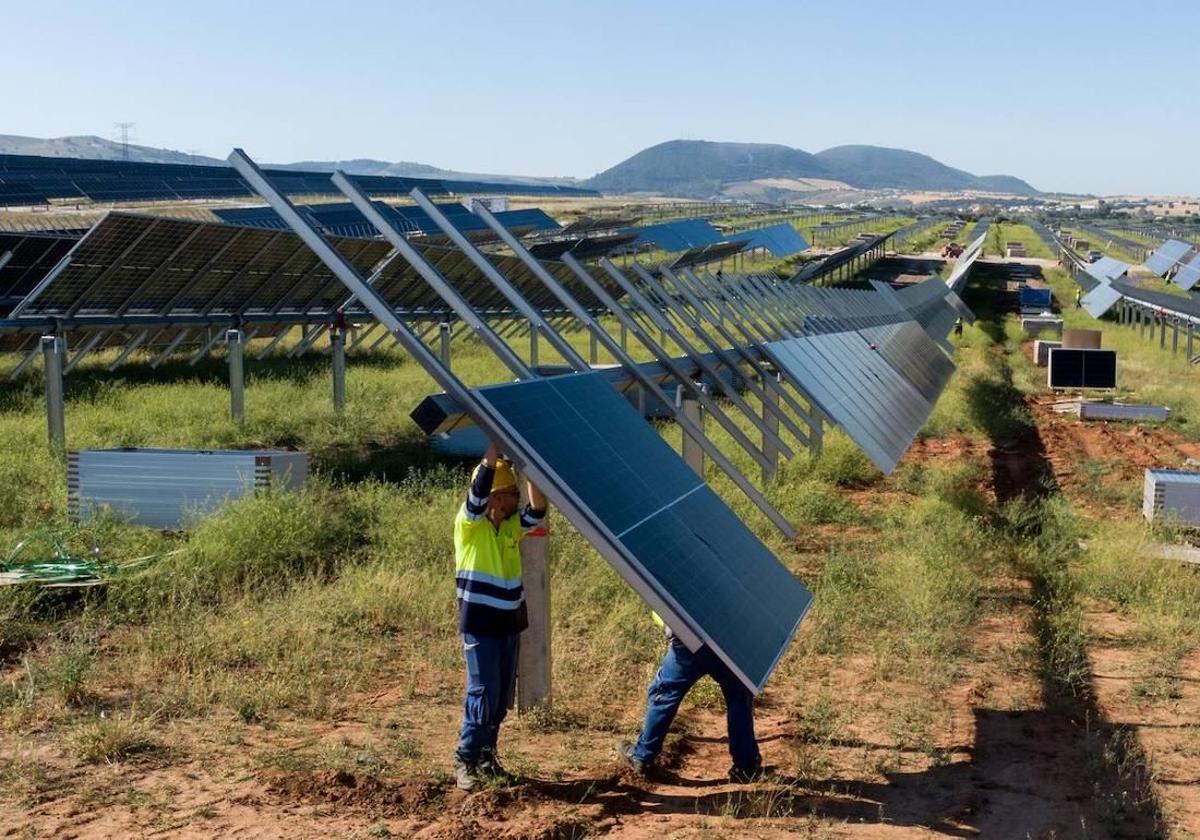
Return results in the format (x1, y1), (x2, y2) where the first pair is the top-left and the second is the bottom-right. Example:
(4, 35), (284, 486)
(632, 640), (761, 772)
(456, 631), (520, 765)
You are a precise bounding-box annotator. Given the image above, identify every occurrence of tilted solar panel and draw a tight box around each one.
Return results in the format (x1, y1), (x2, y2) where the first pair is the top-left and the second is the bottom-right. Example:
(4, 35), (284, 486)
(1174, 254), (1200, 292)
(476, 371), (813, 692)
(1080, 282), (1122, 319)
(1087, 256), (1130, 281)
(627, 219), (723, 252)
(1144, 240), (1193, 276)
(727, 223), (810, 257)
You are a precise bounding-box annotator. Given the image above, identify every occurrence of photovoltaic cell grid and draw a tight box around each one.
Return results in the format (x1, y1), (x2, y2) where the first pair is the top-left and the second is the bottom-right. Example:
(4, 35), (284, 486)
(7, 213), (623, 323)
(475, 371), (813, 692)
(1144, 240), (1193, 276)
(0, 232), (80, 306)
(626, 219), (724, 252)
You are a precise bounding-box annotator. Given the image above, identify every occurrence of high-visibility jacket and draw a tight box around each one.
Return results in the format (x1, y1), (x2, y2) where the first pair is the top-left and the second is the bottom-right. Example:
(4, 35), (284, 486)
(454, 463), (544, 636)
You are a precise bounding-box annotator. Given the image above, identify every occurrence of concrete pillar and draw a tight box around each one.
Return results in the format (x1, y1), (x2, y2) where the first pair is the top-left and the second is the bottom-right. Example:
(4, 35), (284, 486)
(677, 384), (705, 477)
(227, 329), (245, 423)
(761, 376), (780, 484)
(41, 335), (66, 455)
(331, 329), (346, 412)
(439, 321), (452, 369)
(517, 522), (551, 711)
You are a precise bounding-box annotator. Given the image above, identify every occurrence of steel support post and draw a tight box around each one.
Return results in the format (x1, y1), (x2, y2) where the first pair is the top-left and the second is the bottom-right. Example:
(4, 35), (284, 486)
(1172, 321), (1179, 354)
(227, 329), (245, 423)
(589, 330), (599, 365)
(761, 375), (779, 484)
(439, 321), (452, 369)
(42, 335), (66, 455)
(1161, 316), (1167, 349)
(331, 329), (346, 412)
(620, 321), (628, 351)
(1189, 323), (1194, 359)
(677, 385), (705, 478)
(529, 321), (539, 366)
(517, 520), (551, 711)
(1139, 308), (1146, 337)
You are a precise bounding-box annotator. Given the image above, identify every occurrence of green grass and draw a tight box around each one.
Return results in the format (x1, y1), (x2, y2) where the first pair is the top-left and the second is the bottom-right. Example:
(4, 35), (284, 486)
(996, 222), (1055, 260)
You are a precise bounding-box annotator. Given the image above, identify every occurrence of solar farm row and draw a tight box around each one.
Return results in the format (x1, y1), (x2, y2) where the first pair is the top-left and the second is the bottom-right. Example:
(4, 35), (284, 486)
(0, 153), (599, 206)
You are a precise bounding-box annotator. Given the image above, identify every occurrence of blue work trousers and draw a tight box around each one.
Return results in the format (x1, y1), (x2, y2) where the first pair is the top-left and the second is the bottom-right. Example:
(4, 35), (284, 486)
(456, 631), (520, 765)
(632, 640), (761, 772)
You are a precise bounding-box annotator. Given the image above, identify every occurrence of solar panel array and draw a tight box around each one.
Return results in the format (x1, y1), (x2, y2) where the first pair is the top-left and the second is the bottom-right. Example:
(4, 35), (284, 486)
(1086, 256), (1130, 282)
(791, 233), (892, 283)
(0, 153), (599, 207)
(7, 212), (619, 328)
(626, 219), (724, 251)
(212, 202), (561, 240)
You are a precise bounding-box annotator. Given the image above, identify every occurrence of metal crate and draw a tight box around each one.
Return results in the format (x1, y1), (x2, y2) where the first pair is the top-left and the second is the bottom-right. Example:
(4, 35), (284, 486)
(1143, 468), (1200, 525)
(67, 448), (308, 529)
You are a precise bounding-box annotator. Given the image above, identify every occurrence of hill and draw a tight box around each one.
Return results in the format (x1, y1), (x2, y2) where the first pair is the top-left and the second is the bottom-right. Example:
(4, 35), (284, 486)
(586, 140), (1038, 197)
(0, 134), (224, 165)
(0, 135), (581, 186)
(585, 140), (830, 196)
(814, 145), (1037, 194)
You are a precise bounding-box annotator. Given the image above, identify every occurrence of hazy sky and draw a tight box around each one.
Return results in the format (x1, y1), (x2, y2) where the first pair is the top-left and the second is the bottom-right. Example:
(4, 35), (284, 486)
(4, 0), (1197, 195)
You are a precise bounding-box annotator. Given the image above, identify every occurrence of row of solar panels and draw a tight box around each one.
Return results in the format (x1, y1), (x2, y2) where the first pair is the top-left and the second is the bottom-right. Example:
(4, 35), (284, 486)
(625, 218), (810, 259)
(0, 153), (599, 206)
(211, 202), (561, 240)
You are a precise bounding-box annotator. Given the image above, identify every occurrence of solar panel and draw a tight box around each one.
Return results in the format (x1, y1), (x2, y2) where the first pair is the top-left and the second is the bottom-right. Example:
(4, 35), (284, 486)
(1019, 286), (1053, 309)
(476, 371), (813, 691)
(0, 232), (79, 305)
(1174, 254), (1200, 291)
(669, 239), (749, 270)
(766, 332), (934, 473)
(727, 223), (810, 257)
(1144, 240), (1193, 276)
(1086, 256), (1130, 282)
(1081, 282), (1122, 318)
(1048, 348), (1117, 389)
(626, 219), (723, 252)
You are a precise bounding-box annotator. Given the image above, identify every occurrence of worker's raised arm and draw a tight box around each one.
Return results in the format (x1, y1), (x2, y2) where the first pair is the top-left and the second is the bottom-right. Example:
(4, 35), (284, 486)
(464, 441), (501, 522)
(521, 478), (547, 532)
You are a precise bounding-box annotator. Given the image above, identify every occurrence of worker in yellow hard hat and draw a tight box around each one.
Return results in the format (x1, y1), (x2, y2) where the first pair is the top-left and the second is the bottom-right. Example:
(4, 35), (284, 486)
(453, 440), (547, 792)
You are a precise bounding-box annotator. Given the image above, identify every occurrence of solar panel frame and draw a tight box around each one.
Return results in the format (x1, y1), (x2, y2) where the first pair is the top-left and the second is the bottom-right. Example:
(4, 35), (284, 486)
(1144, 240), (1193, 276)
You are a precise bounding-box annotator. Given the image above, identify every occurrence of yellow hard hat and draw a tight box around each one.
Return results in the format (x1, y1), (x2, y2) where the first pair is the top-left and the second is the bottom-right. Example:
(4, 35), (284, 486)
(473, 458), (518, 493)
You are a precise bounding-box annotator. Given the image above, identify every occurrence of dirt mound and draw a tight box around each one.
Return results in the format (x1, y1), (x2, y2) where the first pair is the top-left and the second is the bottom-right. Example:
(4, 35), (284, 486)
(263, 768), (442, 816)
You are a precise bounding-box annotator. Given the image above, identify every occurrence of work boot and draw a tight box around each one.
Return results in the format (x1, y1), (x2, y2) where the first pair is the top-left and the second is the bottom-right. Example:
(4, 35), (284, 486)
(616, 741), (648, 777)
(455, 760), (481, 792)
(478, 749), (516, 783)
(728, 763), (766, 783)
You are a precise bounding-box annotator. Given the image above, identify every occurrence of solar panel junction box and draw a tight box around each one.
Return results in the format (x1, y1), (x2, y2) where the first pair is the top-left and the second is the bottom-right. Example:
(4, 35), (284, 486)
(67, 448), (308, 530)
(1144, 468), (1200, 525)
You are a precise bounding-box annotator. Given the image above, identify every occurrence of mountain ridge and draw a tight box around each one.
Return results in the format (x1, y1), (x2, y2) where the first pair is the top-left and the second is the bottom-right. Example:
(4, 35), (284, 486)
(586, 140), (1038, 197)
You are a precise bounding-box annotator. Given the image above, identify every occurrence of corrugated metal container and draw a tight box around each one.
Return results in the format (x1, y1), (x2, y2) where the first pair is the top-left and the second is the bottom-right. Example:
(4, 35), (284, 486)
(68, 448), (308, 529)
(1143, 468), (1200, 524)
(1022, 316), (1063, 338)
